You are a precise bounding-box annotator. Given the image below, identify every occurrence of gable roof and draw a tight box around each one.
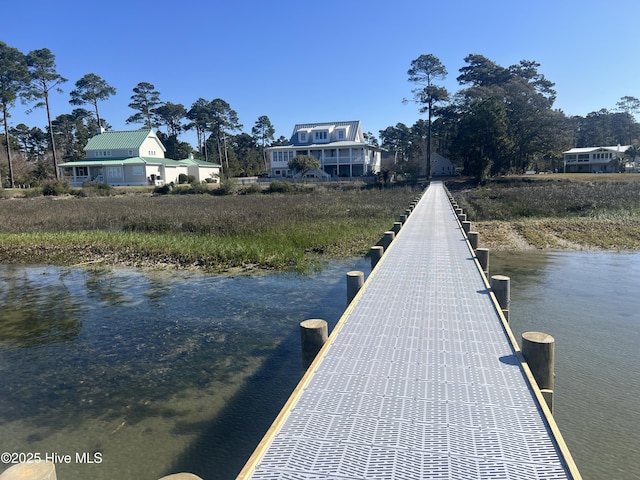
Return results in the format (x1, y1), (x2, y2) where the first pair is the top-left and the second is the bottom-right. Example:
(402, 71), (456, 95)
(290, 120), (363, 145)
(84, 129), (166, 153)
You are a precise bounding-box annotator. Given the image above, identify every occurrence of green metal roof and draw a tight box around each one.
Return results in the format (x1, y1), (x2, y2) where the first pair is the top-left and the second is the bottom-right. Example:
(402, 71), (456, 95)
(178, 158), (222, 167)
(83, 129), (165, 152)
(59, 157), (185, 167)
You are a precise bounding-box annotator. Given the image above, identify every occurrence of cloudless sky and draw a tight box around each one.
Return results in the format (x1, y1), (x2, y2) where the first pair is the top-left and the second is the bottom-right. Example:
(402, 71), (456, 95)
(4, 0), (639, 147)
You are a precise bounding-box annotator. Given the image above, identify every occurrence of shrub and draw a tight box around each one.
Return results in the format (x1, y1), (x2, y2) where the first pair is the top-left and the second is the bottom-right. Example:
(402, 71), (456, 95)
(81, 181), (114, 196)
(41, 180), (71, 196)
(268, 180), (294, 194)
(212, 178), (237, 196)
(239, 183), (264, 195)
(153, 184), (173, 195)
(178, 173), (189, 184)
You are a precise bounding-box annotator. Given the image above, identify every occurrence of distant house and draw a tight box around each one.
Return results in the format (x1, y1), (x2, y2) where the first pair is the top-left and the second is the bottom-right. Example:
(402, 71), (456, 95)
(266, 121), (381, 178)
(562, 145), (630, 173)
(58, 129), (221, 186)
(430, 153), (457, 177)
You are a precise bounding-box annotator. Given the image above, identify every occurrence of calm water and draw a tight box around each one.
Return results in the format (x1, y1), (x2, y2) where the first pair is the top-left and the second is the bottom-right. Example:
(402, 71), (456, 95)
(492, 251), (640, 480)
(0, 259), (371, 480)
(0, 252), (638, 479)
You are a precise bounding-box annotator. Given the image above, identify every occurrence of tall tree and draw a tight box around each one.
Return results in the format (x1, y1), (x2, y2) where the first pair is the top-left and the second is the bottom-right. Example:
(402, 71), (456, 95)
(126, 82), (162, 128)
(0, 41), (30, 187)
(23, 48), (67, 178)
(69, 73), (116, 130)
(251, 115), (275, 172)
(407, 54), (450, 178)
(616, 96), (640, 144)
(187, 98), (212, 159)
(154, 102), (187, 137)
(206, 98), (242, 169)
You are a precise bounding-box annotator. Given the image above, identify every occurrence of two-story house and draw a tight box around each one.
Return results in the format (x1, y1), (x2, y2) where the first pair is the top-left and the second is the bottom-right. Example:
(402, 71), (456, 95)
(266, 121), (381, 178)
(562, 145), (630, 173)
(58, 129), (221, 186)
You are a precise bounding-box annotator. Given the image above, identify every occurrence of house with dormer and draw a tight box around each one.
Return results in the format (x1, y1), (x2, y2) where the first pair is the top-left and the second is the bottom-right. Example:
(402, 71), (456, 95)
(266, 121), (381, 178)
(58, 129), (221, 186)
(562, 145), (630, 173)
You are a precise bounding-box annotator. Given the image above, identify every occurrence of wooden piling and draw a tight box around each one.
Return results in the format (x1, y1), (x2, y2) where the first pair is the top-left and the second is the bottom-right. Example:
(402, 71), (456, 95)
(370, 246), (384, 269)
(490, 275), (510, 321)
(158, 474), (204, 480)
(383, 231), (395, 250)
(461, 221), (472, 234)
(300, 319), (329, 369)
(399, 214), (408, 224)
(468, 231), (479, 250)
(476, 247), (489, 275)
(392, 221), (402, 234)
(347, 271), (364, 304)
(522, 331), (555, 412)
(457, 213), (467, 223)
(0, 462), (56, 480)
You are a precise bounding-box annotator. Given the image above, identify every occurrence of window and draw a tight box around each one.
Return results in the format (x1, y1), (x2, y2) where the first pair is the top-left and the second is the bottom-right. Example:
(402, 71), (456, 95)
(337, 129), (345, 140)
(107, 166), (122, 178)
(77, 167), (88, 176)
(314, 131), (327, 141)
(148, 150), (156, 156)
(298, 132), (307, 143)
(128, 150), (134, 156)
(132, 166), (144, 176)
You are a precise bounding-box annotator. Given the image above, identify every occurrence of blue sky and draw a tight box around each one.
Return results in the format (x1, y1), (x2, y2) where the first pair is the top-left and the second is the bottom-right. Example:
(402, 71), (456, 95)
(4, 0), (639, 147)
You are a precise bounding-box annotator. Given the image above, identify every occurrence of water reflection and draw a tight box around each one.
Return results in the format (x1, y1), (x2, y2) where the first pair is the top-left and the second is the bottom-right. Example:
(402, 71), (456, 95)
(492, 251), (640, 480)
(0, 266), (82, 348)
(0, 260), (363, 480)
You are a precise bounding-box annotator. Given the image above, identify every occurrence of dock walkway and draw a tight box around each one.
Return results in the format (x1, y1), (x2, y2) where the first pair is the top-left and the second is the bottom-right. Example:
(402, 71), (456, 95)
(239, 181), (579, 479)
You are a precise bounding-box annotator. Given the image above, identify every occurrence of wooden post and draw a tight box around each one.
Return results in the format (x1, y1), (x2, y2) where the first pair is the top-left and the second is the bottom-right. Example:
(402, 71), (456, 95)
(468, 231), (479, 250)
(457, 213), (467, 223)
(0, 462), (56, 480)
(461, 221), (472, 234)
(382, 231), (395, 250)
(300, 319), (328, 369)
(347, 270), (364, 304)
(370, 246), (384, 269)
(490, 275), (510, 321)
(399, 214), (408, 224)
(158, 474), (204, 480)
(455, 207), (463, 215)
(522, 331), (555, 412)
(392, 221), (402, 234)
(476, 247), (489, 275)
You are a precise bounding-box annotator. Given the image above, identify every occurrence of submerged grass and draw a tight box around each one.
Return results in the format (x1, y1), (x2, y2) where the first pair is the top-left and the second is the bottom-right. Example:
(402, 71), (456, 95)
(0, 186), (419, 272)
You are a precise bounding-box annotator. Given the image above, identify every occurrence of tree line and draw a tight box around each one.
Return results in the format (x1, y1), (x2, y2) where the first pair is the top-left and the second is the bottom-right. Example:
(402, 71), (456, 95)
(382, 53), (640, 180)
(0, 41), (290, 187)
(2, 41), (639, 188)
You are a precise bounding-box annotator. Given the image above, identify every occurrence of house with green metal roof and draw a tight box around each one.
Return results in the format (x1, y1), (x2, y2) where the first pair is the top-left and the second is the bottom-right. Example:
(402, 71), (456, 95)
(58, 129), (221, 186)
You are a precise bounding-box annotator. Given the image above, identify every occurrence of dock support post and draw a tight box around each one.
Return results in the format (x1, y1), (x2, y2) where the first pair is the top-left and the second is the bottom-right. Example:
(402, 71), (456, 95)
(461, 221), (472, 234)
(522, 332), (555, 412)
(392, 221), (402, 234)
(476, 247), (489, 275)
(300, 319), (328, 369)
(347, 271), (364, 304)
(370, 246), (384, 269)
(0, 462), (56, 480)
(382, 231), (395, 250)
(158, 474), (204, 480)
(468, 231), (479, 250)
(457, 213), (467, 223)
(490, 275), (510, 321)
(399, 214), (408, 224)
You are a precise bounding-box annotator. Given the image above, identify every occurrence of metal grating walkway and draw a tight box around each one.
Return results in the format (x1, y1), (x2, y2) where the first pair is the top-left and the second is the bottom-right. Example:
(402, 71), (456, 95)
(239, 181), (579, 479)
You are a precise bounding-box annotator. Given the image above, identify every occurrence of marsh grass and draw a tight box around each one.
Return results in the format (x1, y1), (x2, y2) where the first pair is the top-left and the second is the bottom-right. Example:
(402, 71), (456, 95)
(449, 175), (640, 250)
(0, 187), (419, 272)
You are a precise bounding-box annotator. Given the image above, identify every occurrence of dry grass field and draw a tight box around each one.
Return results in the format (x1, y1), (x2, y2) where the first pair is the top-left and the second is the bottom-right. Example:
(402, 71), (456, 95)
(448, 174), (640, 250)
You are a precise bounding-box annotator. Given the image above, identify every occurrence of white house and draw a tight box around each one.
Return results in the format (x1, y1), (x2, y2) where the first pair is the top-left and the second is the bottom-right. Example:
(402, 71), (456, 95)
(58, 129), (221, 186)
(430, 153), (457, 177)
(562, 145), (630, 173)
(266, 121), (381, 178)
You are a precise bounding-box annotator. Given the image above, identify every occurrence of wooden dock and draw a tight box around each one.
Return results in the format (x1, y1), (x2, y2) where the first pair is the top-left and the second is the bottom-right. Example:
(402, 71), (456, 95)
(238, 181), (581, 479)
